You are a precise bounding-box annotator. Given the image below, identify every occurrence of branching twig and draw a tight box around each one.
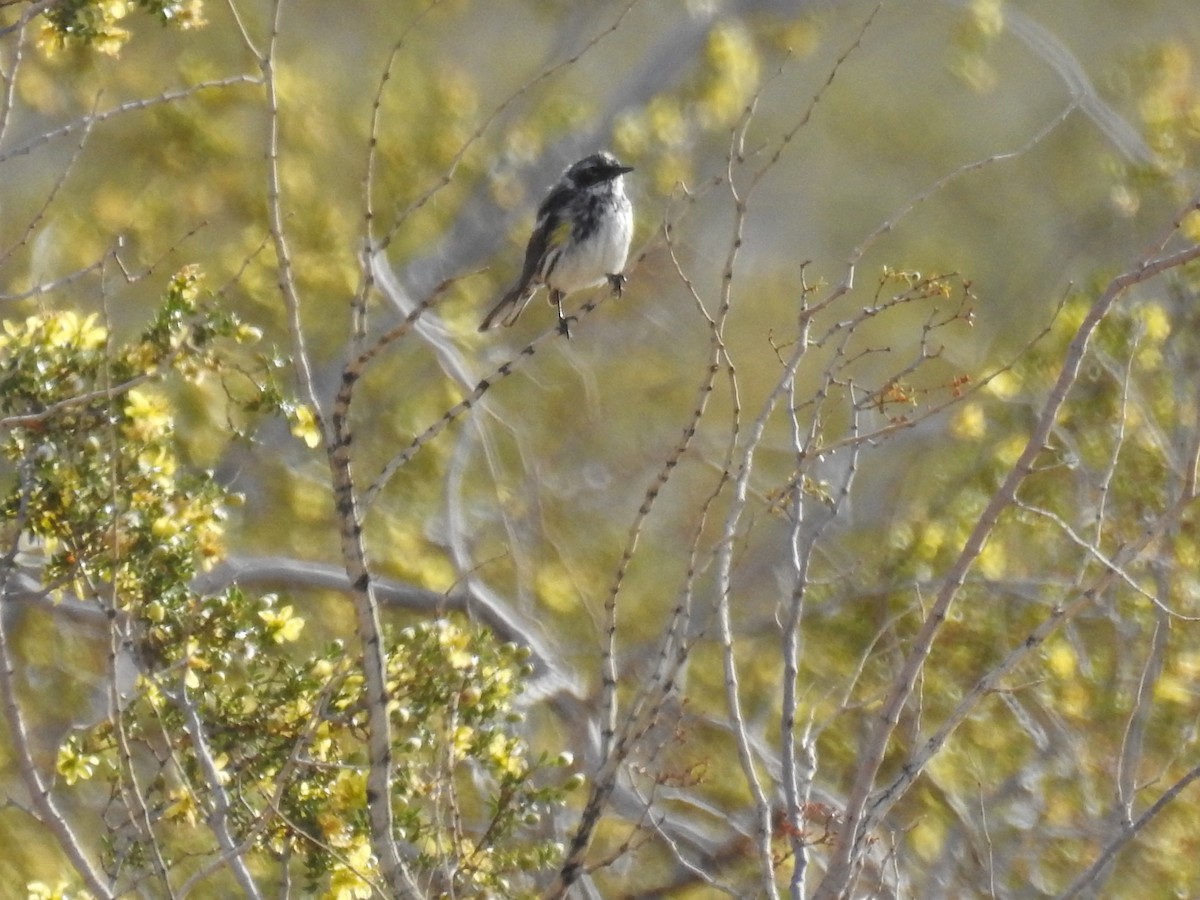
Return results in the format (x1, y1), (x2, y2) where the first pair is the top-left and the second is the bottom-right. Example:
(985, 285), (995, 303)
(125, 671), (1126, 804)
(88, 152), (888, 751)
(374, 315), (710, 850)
(363, 316), (582, 508)
(0, 75), (260, 165)
(1058, 761), (1200, 899)
(815, 212), (1200, 898)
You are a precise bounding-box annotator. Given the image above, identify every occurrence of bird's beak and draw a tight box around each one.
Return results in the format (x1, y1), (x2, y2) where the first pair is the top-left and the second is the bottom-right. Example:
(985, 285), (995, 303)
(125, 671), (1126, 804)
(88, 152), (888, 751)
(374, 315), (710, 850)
(617, 165), (634, 175)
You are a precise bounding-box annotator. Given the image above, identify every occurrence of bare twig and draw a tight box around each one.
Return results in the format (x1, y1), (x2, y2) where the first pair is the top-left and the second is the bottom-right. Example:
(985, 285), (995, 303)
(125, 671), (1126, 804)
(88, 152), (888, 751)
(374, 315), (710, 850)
(1058, 762), (1200, 899)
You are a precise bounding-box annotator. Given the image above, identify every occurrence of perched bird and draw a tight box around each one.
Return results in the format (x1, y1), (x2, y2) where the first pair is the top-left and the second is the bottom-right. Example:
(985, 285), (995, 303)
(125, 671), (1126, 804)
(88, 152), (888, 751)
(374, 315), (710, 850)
(479, 151), (634, 338)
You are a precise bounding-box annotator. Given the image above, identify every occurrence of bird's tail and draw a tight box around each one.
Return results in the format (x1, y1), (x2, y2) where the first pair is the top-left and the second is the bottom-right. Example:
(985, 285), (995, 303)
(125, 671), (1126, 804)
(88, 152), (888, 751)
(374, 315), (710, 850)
(478, 283), (536, 331)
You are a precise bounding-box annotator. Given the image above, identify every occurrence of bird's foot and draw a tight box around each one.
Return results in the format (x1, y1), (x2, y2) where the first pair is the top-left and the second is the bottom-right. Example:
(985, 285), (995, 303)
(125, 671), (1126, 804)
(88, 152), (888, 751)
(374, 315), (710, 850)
(557, 312), (578, 339)
(607, 273), (626, 298)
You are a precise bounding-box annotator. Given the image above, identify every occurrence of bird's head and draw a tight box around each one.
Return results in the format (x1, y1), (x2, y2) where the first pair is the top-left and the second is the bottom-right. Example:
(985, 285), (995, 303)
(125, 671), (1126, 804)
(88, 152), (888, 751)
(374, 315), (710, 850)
(565, 151), (634, 189)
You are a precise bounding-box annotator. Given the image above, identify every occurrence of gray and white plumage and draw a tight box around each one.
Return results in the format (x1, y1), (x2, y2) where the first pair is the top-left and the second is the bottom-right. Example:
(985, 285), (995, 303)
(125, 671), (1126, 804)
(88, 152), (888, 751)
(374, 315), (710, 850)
(479, 151), (634, 337)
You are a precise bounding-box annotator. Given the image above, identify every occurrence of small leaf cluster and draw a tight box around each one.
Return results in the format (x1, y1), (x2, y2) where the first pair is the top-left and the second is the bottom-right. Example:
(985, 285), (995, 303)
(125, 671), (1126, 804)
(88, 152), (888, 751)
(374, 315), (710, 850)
(37, 0), (206, 57)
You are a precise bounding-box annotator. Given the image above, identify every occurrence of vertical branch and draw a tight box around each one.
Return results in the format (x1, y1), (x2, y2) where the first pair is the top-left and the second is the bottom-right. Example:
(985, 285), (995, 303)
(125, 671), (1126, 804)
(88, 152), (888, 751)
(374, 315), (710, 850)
(550, 208), (737, 893)
(94, 281), (175, 892)
(701, 69), (854, 888)
(0, 7), (29, 146)
(694, 50), (857, 880)
(261, 0), (321, 425)
(106, 623), (174, 890)
(780, 374), (863, 899)
(597, 207), (731, 761)
(708, 147), (781, 899)
(256, 1), (418, 894)
(780, 363), (816, 900)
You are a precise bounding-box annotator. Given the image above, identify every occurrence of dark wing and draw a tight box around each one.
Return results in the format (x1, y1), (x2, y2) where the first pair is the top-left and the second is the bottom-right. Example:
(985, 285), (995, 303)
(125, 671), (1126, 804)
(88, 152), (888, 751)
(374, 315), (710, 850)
(519, 181), (574, 282)
(478, 183), (572, 331)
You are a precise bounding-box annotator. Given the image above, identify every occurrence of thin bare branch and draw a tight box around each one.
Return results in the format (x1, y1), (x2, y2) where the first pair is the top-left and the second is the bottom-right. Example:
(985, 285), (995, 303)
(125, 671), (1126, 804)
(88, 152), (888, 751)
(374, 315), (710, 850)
(0, 76), (260, 165)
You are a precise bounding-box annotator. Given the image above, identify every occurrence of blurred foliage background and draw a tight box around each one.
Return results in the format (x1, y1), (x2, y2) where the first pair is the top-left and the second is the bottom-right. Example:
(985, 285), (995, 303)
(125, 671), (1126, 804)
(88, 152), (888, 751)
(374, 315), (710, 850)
(3, 0), (1200, 897)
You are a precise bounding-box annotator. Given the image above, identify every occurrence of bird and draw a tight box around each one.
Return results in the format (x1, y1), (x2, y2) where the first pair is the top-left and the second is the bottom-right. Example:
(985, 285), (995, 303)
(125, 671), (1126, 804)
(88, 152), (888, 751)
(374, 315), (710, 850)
(479, 151), (634, 338)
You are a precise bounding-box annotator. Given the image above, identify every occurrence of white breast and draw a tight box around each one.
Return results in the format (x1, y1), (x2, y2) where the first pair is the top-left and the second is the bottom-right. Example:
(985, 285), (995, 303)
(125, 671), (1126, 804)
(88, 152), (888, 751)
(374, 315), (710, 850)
(545, 185), (632, 295)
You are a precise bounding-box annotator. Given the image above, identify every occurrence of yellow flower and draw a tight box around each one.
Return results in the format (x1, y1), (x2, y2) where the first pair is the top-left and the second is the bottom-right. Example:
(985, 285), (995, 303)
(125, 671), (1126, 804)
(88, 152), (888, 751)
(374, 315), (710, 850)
(329, 769), (368, 809)
(56, 745), (101, 785)
(290, 404), (323, 449)
(969, 0), (1004, 36)
(174, 0), (208, 29)
(487, 732), (526, 778)
(35, 24), (67, 56)
(452, 724), (475, 756)
(123, 390), (173, 443)
(985, 369), (1021, 400)
(211, 752), (230, 785)
(1136, 302), (1172, 343)
(437, 620), (476, 670)
(32, 311), (107, 350)
(323, 839), (375, 900)
(1181, 209), (1200, 243)
(259, 604), (306, 643)
(94, 27), (132, 58)
(25, 882), (91, 900)
(164, 787), (198, 825)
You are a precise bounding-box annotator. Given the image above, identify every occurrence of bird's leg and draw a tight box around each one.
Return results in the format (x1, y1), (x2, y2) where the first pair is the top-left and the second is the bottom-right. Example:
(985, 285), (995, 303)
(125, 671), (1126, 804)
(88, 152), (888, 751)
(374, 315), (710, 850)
(607, 272), (626, 298)
(552, 290), (575, 339)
